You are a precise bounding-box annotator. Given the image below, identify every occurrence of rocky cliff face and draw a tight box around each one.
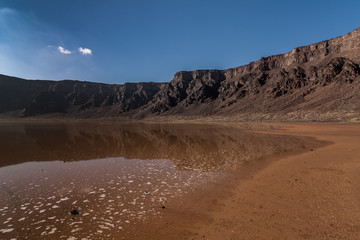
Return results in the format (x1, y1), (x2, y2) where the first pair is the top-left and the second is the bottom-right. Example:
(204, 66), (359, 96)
(1, 28), (360, 121)
(0, 76), (165, 117)
(137, 27), (360, 120)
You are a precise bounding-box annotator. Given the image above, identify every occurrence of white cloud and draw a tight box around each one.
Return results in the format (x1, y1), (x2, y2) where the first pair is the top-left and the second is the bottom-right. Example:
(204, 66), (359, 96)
(0, 8), (98, 81)
(58, 46), (72, 54)
(78, 47), (92, 55)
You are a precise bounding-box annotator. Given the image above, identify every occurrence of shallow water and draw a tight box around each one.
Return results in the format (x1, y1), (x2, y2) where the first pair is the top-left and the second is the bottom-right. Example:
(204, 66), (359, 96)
(0, 122), (314, 239)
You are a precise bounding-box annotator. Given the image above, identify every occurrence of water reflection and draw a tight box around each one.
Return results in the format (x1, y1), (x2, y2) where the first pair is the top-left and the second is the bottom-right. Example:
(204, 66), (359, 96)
(0, 123), (311, 171)
(0, 122), (319, 239)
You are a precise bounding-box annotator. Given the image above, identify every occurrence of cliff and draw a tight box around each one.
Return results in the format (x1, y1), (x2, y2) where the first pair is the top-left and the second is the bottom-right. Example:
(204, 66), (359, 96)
(1, 28), (360, 121)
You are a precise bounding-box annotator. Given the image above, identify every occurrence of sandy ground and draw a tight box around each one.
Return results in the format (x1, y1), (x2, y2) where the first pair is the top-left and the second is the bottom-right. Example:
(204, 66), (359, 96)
(135, 123), (360, 240)
(0, 120), (359, 239)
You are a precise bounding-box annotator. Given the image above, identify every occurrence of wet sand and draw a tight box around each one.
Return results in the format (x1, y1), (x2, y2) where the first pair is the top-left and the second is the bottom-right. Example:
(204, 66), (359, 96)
(140, 123), (360, 240)
(0, 122), (359, 239)
(0, 122), (323, 240)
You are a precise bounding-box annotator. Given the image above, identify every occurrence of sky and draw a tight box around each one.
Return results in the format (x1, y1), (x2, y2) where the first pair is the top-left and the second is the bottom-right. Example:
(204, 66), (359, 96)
(0, 0), (360, 84)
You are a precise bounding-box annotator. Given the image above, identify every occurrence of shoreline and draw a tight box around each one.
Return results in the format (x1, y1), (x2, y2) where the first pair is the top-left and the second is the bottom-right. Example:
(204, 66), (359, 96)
(132, 122), (360, 239)
(0, 114), (359, 124)
(1, 121), (359, 239)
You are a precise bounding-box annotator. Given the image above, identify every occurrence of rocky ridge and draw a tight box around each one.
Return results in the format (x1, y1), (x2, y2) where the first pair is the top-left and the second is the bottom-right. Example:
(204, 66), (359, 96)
(1, 28), (360, 121)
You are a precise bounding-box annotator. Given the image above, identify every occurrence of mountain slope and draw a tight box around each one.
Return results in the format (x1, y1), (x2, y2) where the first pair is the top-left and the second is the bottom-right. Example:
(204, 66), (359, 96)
(1, 28), (360, 121)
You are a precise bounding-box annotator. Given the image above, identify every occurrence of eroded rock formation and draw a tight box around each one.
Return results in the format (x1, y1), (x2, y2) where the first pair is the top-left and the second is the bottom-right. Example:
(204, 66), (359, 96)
(1, 28), (360, 121)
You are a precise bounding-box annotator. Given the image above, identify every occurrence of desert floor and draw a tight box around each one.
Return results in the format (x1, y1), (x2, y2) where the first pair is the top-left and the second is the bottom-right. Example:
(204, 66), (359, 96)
(136, 122), (360, 240)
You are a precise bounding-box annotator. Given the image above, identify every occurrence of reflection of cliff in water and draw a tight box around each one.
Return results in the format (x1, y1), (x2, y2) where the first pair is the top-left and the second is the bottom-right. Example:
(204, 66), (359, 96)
(0, 123), (321, 171)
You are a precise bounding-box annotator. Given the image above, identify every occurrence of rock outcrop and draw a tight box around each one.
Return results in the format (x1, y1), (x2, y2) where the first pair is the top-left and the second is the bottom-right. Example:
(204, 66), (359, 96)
(1, 27), (360, 121)
(0, 76), (165, 118)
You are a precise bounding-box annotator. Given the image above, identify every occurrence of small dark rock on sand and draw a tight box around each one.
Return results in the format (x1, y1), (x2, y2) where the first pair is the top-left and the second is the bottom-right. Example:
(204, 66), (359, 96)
(70, 210), (79, 215)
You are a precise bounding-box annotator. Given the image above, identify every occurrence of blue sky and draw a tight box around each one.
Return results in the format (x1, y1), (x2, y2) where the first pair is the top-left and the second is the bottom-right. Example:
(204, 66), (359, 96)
(0, 0), (360, 84)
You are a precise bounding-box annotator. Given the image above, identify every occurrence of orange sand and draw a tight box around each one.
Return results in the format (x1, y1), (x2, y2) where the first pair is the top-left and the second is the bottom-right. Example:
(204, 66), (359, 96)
(136, 123), (360, 240)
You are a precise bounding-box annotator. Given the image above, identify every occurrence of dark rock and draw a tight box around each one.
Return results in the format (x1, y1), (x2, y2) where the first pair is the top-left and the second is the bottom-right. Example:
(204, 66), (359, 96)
(70, 209), (79, 215)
